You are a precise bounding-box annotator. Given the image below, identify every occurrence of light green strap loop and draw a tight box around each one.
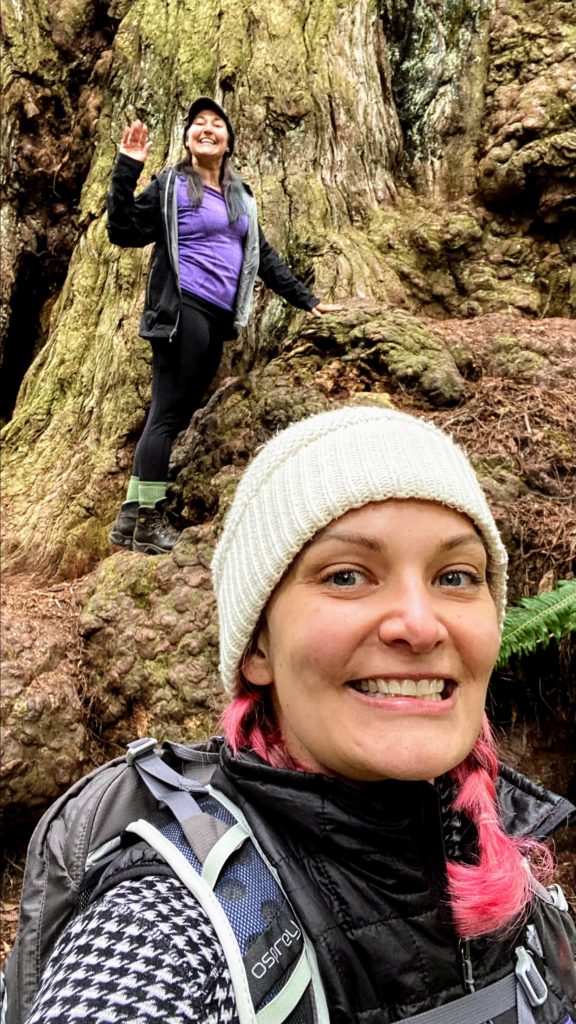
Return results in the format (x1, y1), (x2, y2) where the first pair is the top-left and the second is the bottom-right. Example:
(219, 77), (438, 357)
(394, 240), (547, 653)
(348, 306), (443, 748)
(256, 948), (312, 1024)
(202, 822), (249, 889)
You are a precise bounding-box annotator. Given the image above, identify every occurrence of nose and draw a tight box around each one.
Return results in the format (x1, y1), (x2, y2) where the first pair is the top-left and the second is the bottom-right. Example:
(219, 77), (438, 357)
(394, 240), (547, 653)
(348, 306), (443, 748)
(376, 579), (448, 653)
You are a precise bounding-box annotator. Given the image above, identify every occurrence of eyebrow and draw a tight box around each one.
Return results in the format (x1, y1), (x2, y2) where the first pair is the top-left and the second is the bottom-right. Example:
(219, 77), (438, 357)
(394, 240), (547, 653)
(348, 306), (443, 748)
(310, 527), (486, 554)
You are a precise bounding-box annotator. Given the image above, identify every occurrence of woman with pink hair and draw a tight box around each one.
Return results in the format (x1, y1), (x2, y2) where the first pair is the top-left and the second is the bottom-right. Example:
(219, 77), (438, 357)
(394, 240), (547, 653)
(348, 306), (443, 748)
(21, 405), (575, 1023)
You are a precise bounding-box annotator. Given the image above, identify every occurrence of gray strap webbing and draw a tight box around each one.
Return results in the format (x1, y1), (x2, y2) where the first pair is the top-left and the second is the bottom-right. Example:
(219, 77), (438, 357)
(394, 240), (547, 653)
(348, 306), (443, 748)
(133, 762), (203, 820)
(182, 813), (230, 865)
(131, 745), (207, 795)
(516, 984), (539, 1024)
(130, 746), (231, 863)
(390, 972), (517, 1024)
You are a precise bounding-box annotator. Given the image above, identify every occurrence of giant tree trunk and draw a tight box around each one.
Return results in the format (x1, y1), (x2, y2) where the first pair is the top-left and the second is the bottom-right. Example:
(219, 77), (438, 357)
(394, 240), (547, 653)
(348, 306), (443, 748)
(2, 0), (574, 576)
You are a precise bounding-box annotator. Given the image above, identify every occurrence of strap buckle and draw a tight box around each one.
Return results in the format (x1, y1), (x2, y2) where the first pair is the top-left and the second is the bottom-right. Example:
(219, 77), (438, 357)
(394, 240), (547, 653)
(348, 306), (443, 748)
(126, 737), (158, 765)
(515, 945), (548, 1007)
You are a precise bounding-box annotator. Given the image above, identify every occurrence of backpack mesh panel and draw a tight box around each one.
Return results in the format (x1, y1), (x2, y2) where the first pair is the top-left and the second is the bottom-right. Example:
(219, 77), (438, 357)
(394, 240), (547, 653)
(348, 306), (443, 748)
(161, 800), (313, 1017)
(161, 805), (283, 953)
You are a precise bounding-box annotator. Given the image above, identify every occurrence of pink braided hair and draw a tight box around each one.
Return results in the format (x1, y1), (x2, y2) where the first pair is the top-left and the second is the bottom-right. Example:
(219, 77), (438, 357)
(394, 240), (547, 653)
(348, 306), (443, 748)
(221, 690), (552, 938)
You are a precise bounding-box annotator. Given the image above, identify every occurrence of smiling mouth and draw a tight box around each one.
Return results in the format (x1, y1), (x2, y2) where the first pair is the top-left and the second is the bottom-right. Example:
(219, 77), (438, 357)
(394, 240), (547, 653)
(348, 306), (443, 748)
(349, 678), (455, 701)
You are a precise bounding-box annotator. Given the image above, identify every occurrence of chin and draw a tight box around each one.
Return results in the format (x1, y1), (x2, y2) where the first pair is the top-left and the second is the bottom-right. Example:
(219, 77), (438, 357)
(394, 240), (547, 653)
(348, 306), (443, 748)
(347, 752), (468, 783)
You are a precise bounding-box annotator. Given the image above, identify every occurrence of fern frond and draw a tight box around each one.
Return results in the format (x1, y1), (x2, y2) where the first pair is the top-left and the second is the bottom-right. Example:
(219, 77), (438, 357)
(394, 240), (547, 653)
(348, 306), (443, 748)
(496, 579), (576, 668)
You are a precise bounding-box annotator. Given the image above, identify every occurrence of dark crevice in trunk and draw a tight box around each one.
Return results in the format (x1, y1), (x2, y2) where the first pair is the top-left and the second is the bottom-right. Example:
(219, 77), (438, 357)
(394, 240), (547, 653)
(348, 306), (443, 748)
(1, 254), (46, 422)
(2, 0), (119, 421)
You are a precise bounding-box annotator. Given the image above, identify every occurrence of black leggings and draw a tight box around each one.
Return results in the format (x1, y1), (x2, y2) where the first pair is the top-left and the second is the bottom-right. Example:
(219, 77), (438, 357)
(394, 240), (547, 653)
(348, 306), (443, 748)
(132, 294), (234, 482)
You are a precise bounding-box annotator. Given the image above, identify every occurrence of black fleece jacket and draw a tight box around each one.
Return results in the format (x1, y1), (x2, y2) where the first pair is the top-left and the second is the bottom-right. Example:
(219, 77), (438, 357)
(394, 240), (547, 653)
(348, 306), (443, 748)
(106, 153), (319, 340)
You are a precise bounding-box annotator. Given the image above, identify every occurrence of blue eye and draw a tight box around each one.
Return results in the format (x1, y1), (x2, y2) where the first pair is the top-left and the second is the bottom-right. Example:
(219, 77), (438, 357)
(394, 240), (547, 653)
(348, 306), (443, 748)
(326, 570), (364, 587)
(437, 570), (482, 588)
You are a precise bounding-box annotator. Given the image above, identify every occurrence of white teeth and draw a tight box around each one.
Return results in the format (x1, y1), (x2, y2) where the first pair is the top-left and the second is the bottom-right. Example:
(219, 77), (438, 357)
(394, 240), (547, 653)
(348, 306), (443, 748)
(355, 678), (445, 698)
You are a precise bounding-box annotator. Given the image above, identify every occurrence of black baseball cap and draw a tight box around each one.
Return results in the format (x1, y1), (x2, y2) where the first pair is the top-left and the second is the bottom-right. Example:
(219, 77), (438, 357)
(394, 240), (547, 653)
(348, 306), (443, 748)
(183, 97), (235, 155)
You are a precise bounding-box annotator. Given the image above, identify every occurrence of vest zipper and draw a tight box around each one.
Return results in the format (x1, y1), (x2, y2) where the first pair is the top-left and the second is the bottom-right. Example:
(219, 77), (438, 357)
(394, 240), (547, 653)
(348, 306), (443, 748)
(169, 309), (180, 344)
(164, 169), (180, 343)
(458, 938), (475, 994)
(459, 939), (495, 1024)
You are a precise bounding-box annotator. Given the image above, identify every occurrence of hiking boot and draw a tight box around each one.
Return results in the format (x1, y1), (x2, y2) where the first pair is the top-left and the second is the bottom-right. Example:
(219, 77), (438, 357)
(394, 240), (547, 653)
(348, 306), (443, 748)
(109, 501), (138, 549)
(132, 502), (180, 555)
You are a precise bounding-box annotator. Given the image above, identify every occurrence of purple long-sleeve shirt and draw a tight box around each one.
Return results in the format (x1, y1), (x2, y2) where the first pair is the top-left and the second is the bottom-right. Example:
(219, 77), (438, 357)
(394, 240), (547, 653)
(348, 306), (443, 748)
(177, 177), (248, 311)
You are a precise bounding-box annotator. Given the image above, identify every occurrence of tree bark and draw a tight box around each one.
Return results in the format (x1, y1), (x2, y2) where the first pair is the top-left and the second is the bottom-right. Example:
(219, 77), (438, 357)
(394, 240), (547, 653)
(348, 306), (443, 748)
(2, 0), (574, 575)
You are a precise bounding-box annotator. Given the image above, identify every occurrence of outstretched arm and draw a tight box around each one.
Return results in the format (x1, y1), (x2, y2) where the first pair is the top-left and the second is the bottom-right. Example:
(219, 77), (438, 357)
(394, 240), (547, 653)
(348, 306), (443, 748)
(308, 302), (345, 317)
(257, 228), (344, 314)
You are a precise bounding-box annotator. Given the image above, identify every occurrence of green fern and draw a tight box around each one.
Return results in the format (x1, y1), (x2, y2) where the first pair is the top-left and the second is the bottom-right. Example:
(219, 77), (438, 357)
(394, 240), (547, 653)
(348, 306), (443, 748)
(496, 578), (576, 668)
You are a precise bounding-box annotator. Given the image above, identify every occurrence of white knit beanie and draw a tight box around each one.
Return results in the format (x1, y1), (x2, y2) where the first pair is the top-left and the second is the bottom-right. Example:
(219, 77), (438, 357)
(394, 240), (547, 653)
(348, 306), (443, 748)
(211, 405), (508, 694)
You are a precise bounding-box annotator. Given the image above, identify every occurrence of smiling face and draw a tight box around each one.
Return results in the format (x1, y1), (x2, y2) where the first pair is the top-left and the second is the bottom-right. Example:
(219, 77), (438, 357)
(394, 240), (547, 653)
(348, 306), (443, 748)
(243, 499), (500, 782)
(186, 108), (229, 168)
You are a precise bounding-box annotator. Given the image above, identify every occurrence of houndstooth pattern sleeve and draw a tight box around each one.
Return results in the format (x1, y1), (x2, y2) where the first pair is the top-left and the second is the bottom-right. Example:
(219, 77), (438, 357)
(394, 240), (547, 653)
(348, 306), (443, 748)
(25, 875), (240, 1024)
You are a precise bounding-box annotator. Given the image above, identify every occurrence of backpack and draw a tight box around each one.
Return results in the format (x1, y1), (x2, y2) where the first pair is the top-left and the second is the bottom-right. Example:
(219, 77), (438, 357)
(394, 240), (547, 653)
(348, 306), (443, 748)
(2, 738), (575, 1024)
(2, 737), (329, 1024)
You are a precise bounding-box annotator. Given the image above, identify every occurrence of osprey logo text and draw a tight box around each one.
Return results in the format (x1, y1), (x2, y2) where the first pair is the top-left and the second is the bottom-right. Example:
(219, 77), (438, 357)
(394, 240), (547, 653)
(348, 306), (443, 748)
(251, 920), (302, 979)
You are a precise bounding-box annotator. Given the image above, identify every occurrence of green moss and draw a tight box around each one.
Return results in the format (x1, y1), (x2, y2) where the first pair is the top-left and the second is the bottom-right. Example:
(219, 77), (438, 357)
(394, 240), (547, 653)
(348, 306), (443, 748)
(360, 321), (464, 405)
(278, 309), (465, 406)
(301, 0), (340, 56)
(2, 0), (61, 78)
(490, 335), (546, 378)
(83, 554), (160, 622)
(542, 428), (573, 461)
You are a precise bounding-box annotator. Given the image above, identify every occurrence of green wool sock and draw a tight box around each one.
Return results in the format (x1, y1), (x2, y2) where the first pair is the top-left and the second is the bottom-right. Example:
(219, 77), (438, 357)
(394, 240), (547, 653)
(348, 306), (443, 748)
(139, 481), (167, 508)
(125, 476), (140, 503)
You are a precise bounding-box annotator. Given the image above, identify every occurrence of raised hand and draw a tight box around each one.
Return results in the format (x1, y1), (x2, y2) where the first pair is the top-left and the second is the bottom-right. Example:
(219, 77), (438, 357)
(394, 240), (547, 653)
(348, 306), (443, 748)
(119, 120), (153, 163)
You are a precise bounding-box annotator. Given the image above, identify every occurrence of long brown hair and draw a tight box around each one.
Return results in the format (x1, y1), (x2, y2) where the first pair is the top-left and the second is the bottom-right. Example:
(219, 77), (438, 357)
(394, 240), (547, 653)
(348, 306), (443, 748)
(174, 152), (247, 222)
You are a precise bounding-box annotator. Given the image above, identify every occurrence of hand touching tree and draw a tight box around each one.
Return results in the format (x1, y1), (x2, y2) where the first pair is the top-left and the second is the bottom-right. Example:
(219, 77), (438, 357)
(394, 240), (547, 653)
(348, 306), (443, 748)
(309, 303), (346, 317)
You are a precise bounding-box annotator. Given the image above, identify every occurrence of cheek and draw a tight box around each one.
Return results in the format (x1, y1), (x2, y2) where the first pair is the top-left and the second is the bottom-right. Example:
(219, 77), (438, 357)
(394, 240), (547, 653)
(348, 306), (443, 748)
(267, 604), (341, 676)
(458, 604), (500, 676)
(478, 621), (500, 676)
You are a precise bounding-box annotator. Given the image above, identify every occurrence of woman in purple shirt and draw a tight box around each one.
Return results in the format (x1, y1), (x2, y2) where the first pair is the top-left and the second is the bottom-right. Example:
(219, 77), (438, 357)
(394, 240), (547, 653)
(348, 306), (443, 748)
(107, 97), (340, 554)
